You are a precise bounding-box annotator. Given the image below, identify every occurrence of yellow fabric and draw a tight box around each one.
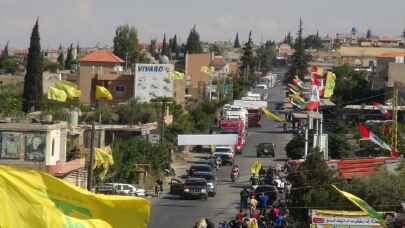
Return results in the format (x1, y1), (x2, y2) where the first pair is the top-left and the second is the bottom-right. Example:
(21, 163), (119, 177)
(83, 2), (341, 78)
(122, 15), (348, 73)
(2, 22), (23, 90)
(0, 165), (150, 228)
(55, 80), (81, 98)
(261, 107), (285, 122)
(93, 146), (114, 180)
(332, 185), (386, 228)
(200, 66), (215, 75)
(250, 219), (259, 228)
(48, 86), (67, 102)
(210, 145), (216, 154)
(313, 210), (369, 216)
(96, 86), (113, 100)
(250, 160), (262, 177)
(324, 71), (336, 98)
(169, 70), (184, 80)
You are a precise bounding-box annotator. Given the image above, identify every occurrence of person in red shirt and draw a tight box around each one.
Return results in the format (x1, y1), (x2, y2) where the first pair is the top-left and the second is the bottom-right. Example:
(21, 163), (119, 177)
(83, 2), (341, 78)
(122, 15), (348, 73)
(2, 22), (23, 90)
(235, 209), (245, 221)
(250, 209), (260, 220)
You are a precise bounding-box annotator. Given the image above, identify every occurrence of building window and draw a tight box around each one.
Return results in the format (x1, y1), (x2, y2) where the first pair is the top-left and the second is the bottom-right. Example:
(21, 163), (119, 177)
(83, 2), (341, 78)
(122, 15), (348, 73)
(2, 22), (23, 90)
(185, 88), (189, 95)
(115, 85), (125, 96)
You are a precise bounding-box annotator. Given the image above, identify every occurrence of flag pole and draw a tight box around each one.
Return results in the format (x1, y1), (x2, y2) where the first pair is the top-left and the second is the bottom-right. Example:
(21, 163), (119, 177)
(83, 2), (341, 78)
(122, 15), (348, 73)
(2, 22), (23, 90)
(87, 121), (95, 191)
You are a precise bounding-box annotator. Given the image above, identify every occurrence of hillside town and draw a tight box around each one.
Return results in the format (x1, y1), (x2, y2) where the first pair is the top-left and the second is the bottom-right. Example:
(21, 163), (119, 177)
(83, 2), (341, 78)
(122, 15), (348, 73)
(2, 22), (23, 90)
(1, 3), (405, 228)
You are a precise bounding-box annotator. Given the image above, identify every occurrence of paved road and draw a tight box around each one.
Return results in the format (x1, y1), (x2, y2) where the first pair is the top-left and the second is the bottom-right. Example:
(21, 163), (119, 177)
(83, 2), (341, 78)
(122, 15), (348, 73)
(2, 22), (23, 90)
(149, 84), (292, 228)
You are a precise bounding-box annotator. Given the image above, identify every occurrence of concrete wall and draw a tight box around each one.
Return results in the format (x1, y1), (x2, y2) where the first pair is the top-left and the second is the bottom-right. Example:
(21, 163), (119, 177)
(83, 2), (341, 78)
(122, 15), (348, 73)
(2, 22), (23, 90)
(185, 53), (212, 100)
(388, 63), (405, 87)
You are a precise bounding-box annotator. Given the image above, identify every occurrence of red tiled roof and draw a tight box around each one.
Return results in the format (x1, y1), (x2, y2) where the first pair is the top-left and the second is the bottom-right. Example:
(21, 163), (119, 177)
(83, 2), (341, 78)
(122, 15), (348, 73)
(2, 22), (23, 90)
(211, 57), (226, 66)
(80, 51), (124, 63)
(379, 51), (405, 57)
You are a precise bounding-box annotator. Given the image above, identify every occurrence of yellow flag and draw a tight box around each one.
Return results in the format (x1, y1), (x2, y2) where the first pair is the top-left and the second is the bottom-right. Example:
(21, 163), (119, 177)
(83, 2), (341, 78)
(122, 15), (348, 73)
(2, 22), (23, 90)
(261, 107), (285, 122)
(332, 185), (386, 228)
(96, 86), (113, 100)
(250, 160), (262, 177)
(47, 86), (67, 102)
(0, 165), (150, 228)
(55, 80), (81, 98)
(200, 66), (215, 75)
(93, 146), (114, 180)
(324, 71), (336, 98)
(169, 70), (184, 80)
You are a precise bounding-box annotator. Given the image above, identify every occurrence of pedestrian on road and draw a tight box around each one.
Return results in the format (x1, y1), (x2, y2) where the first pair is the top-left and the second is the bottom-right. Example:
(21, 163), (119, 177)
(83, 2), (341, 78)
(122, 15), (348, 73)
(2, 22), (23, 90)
(240, 188), (249, 210)
(249, 195), (258, 217)
(156, 179), (163, 192)
(258, 193), (269, 215)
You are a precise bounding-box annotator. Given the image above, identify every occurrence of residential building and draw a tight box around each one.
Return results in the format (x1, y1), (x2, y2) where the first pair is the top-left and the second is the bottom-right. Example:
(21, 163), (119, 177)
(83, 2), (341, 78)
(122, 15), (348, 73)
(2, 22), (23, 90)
(185, 53), (213, 100)
(371, 51), (405, 89)
(337, 47), (405, 71)
(79, 50), (132, 105)
(278, 43), (294, 57)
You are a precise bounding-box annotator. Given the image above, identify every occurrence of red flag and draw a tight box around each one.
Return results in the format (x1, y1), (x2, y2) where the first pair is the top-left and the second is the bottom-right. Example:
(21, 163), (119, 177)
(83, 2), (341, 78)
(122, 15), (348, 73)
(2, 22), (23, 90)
(305, 85), (320, 110)
(372, 101), (392, 119)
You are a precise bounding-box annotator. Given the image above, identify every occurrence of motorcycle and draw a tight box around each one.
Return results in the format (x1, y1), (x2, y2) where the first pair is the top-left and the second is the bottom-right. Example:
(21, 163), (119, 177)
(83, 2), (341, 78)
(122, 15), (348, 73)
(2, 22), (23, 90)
(230, 169), (239, 183)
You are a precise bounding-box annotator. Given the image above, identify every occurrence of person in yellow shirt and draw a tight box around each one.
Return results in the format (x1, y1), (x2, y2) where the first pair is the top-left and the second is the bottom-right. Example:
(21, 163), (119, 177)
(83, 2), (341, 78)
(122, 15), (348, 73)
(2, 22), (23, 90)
(249, 194), (258, 217)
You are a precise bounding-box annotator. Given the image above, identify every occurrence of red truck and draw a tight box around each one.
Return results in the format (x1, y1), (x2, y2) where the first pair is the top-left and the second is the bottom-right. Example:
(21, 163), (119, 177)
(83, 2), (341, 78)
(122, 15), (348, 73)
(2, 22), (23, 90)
(218, 119), (246, 153)
(247, 108), (262, 127)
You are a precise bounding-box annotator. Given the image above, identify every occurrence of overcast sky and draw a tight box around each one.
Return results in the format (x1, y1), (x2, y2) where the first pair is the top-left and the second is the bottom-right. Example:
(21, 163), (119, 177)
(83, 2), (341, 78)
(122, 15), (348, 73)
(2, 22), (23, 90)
(1, 0), (405, 49)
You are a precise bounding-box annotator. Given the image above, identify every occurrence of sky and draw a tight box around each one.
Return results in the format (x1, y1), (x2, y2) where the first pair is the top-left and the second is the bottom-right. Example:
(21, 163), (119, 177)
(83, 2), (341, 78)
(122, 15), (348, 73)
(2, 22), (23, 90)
(1, 0), (405, 49)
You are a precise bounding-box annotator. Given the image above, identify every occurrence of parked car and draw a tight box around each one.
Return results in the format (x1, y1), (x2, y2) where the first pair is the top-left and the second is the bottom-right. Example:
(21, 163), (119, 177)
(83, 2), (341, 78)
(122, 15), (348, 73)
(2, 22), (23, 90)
(96, 183), (146, 197)
(213, 153), (234, 166)
(256, 143), (275, 157)
(188, 164), (216, 176)
(190, 171), (217, 197)
(192, 159), (216, 169)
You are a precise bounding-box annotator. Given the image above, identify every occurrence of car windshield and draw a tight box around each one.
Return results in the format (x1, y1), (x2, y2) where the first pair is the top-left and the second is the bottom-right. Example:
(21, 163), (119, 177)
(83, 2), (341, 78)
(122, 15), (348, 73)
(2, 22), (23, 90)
(215, 148), (231, 153)
(190, 166), (211, 172)
(192, 174), (214, 181)
(220, 131), (239, 135)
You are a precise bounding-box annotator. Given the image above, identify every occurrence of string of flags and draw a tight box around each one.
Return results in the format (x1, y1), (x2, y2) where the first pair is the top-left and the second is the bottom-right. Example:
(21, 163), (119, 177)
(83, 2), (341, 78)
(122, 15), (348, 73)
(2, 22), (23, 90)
(286, 66), (336, 111)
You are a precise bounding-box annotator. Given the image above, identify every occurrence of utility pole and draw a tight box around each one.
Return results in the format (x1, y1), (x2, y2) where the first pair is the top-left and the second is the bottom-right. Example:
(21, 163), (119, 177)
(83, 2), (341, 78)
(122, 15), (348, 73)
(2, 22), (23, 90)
(160, 102), (166, 145)
(87, 122), (95, 191)
(391, 83), (399, 154)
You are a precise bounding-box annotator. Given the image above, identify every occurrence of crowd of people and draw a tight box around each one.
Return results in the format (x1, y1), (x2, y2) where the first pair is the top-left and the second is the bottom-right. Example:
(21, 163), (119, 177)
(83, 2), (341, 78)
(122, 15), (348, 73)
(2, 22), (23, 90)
(193, 162), (293, 228)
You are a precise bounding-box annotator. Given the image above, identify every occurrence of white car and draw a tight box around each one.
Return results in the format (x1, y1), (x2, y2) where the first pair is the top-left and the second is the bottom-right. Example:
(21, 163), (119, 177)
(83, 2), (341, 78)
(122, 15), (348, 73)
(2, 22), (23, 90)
(97, 183), (146, 197)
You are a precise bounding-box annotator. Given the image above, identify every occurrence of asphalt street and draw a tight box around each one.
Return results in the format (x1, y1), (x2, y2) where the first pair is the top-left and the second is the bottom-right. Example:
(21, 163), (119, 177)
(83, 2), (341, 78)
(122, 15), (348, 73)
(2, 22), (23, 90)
(149, 83), (292, 228)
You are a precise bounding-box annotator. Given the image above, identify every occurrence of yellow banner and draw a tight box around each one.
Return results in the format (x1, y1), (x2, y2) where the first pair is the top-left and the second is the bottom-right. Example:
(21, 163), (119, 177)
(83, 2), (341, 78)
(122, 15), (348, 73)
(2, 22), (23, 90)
(55, 80), (81, 98)
(93, 146), (114, 180)
(169, 70), (184, 80)
(0, 165), (150, 228)
(200, 66), (215, 75)
(96, 86), (113, 100)
(324, 71), (336, 98)
(250, 160), (262, 177)
(261, 107), (285, 122)
(48, 86), (67, 102)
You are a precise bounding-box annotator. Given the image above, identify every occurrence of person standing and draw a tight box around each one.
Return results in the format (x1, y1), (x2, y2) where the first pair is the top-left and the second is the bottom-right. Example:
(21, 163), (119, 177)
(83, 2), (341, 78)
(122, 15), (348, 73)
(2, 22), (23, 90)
(240, 188), (249, 209)
(249, 195), (258, 217)
(258, 193), (269, 215)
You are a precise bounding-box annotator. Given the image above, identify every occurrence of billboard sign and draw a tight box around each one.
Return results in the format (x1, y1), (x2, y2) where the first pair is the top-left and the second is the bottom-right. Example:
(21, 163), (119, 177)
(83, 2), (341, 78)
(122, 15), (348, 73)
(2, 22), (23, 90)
(178, 134), (238, 146)
(134, 64), (174, 102)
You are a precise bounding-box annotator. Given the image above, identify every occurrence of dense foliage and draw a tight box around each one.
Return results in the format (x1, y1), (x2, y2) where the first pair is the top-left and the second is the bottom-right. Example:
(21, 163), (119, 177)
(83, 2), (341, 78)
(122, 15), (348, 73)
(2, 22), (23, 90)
(113, 24), (141, 66)
(185, 26), (203, 54)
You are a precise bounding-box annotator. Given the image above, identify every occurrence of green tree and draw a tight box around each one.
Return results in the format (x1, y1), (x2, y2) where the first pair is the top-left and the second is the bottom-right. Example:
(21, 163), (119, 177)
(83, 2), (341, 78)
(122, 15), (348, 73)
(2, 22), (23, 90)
(113, 24), (141, 67)
(118, 98), (157, 125)
(65, 44), (74, 70)
(22, 19), (43, 113)
(285, 135), (306, 159)
(111, 138), (170, 183)
(366, 29), (372, 39)
(0, 83), (23, 117)
(304, 32), (322, 49)
(170, 34), (179, 59)
(239, 31), (255, 82)
(288, 150), (346, 226)
(328, 133), (352, 159)
(57, 45), (64, 70)
(256, 40), (276, 74)
(161, 33), (169, 57)
(284, 32), (293, 46)
(0, 41), (9, 68)
(233, 32), (241, 48)
(286, 19), (311, 82)
(185, 25), (203, 54)
(149, 39), (158, 60)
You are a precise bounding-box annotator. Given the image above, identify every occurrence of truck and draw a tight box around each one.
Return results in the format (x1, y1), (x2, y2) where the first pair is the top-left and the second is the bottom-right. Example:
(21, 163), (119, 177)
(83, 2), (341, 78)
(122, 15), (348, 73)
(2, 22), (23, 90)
(218, 119), (245, 153)
(247, 108), (262, 127)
